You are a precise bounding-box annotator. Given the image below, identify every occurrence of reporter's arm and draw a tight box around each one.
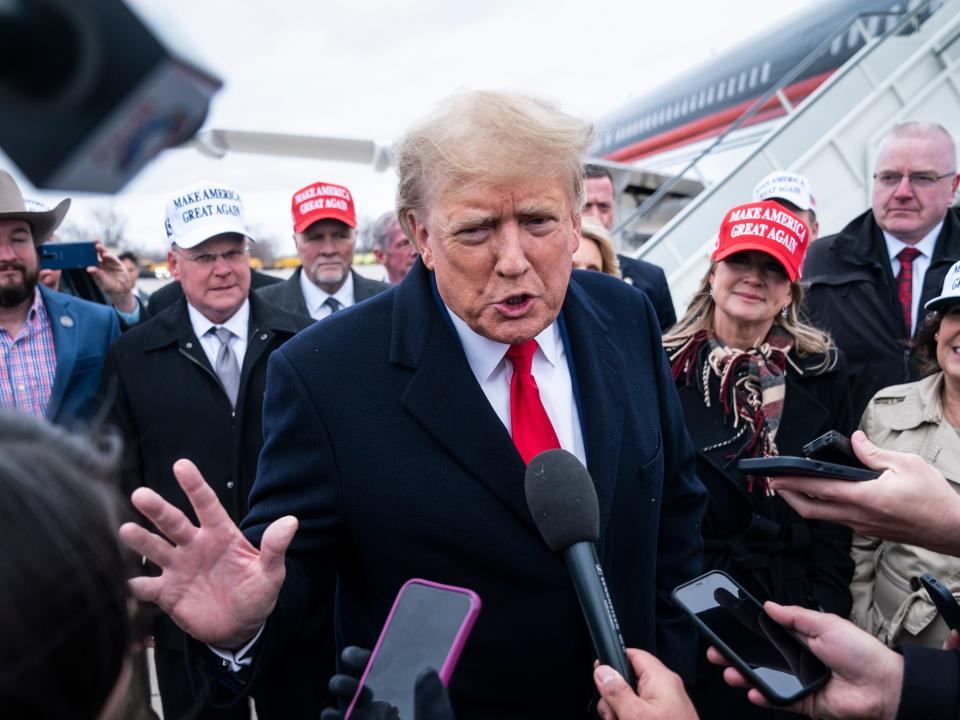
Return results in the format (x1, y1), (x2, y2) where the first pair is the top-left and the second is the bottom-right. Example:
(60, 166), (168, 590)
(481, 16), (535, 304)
(770, 431), (960, 555)
(709, 602), (903, 720)
(894, 645), (960, 720)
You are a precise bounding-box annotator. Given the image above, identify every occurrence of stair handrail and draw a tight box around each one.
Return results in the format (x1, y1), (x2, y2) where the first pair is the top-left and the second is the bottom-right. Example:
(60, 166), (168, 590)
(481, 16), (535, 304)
(612, 0), (939, 244)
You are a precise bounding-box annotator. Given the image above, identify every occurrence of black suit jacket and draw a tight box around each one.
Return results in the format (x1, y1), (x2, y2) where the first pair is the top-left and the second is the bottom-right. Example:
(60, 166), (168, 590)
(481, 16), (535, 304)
(146, 268), (283, 318)
(803, 207), (960, 419)
(617, 255), (677, 331)
(241, 260), (707, 719)
(254, 267), (390, 317)
(102, 294), (327, 717)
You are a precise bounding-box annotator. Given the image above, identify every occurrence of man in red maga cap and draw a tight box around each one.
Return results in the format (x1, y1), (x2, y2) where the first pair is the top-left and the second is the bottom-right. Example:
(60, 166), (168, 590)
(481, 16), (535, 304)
(257, 181), (389, 321)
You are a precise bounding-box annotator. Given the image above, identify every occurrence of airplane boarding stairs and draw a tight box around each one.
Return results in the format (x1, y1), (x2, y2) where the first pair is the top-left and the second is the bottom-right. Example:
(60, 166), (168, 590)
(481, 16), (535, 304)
(632, 0), (960, 317)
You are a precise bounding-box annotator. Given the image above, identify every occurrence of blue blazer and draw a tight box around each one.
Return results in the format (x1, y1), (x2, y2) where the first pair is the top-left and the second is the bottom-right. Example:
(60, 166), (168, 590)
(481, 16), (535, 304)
(40, 286), (119, 425)
(242, 260), (706, 719)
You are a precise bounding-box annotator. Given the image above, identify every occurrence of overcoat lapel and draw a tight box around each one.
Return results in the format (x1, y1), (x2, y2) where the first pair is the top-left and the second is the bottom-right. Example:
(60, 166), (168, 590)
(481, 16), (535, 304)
(561, 280), (626, 541)
(393, 262), (531, 527)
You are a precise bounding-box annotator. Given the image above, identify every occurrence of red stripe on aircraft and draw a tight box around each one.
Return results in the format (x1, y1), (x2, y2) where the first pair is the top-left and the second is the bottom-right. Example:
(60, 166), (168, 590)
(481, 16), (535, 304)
(604, 70), (834, 163)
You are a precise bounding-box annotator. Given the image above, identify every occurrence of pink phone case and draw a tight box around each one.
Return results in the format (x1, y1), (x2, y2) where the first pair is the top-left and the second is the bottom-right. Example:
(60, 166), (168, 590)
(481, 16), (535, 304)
(344, 578), (481, 719)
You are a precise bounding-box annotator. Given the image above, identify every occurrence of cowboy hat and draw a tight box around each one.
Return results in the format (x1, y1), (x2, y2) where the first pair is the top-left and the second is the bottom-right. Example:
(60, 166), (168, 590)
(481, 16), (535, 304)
(0, 170), (70, 245)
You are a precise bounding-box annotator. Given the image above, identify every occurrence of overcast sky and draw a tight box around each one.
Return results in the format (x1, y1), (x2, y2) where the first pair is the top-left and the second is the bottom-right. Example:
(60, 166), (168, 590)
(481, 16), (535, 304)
(15, 0), (817, 257)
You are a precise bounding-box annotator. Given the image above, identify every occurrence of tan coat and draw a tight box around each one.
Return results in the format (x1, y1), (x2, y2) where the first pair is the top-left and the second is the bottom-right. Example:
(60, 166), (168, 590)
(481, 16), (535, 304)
(850, 372), (960, 648)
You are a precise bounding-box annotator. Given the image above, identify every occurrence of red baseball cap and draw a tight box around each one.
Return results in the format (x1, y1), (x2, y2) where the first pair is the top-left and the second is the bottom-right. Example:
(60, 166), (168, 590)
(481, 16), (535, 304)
(291, 181), (357, 233)
(712, 201), (809, 282)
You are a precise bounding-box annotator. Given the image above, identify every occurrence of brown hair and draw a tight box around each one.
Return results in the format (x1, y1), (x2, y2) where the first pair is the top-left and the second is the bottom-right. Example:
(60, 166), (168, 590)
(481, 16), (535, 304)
(912, 309), (947, 376)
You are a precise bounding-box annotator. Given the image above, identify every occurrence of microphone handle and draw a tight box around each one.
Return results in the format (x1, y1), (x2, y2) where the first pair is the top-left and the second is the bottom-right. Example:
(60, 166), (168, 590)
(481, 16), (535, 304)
(563, 542), (637, 688)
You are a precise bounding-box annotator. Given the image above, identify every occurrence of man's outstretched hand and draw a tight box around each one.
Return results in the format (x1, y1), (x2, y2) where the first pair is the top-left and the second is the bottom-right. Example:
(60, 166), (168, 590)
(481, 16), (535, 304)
(119, 459), (297, 649)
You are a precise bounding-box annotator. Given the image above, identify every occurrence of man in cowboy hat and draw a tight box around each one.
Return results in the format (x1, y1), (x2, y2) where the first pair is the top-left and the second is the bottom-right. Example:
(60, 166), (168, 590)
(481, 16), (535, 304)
(0, 169), (120, 425)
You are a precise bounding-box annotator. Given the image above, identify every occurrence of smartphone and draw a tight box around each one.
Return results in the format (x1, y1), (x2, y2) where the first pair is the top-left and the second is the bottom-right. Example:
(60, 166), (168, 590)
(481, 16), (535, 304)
(802, 431), (866, 469)
(737, 456), (880, 481)
(345, 579), (481, 720)
(672, 571), (830, 705)
(39, 241), (98, 270)
(911, 573), (960, 634)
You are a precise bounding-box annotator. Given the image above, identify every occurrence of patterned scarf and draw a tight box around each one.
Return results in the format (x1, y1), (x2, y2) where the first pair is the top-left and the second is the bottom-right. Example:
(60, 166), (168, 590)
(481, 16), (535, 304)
(667, 326), (799, 494)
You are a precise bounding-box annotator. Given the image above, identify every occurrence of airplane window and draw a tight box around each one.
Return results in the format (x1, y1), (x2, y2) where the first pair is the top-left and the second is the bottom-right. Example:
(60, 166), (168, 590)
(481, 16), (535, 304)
(691, 94), (698, 110)
(738, 72), (747, 92)
(698, 89), (706, 108)
(847, 25), (859, 49)
(749, 67), (758, 88)
(728, 77), (737, 96)
(760, 62), (771, 83)
(681, 97), (688, 114)
(717, 82), (726, 101)
(707, 86), (715, 105)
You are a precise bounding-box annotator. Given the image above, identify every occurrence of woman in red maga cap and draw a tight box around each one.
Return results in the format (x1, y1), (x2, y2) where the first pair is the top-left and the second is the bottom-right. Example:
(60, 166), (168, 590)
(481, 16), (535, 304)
(662, 201), (854, 720)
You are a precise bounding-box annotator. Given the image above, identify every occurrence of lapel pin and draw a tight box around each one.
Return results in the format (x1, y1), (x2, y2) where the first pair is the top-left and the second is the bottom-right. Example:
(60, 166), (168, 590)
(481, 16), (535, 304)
(260, 333), (268, 340)
(59, 315), (74, 328)
(185, 341), (193, 349)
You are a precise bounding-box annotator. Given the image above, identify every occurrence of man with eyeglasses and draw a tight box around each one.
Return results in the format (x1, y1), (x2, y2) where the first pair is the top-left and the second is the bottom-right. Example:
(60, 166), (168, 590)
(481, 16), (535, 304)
(100, 181), (320, 720)
(803, 121), (960, 419)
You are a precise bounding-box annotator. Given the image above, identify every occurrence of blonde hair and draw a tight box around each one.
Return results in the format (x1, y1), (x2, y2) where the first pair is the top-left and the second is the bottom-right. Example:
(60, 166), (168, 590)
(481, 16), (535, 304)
(394, 90), (592, 246)
(662, 261), (837, 371)
(578, 217), (621, 278)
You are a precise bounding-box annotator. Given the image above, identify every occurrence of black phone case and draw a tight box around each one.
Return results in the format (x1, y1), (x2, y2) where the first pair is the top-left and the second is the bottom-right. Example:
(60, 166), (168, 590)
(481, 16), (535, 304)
(672, 571), (830, 706)
(802, 430), (858, 463)
(917, 574), (960, 633)
(736, 456), (880, 481)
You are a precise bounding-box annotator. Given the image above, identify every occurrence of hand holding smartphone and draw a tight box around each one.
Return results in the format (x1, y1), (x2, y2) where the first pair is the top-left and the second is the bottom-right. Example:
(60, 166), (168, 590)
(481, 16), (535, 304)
(344, 579), (480, 720)
(673, 571), (830, 705)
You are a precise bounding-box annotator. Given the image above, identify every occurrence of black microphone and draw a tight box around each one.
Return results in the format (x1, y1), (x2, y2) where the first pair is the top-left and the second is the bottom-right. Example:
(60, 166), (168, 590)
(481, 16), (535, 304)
(524, 449), (637, 688)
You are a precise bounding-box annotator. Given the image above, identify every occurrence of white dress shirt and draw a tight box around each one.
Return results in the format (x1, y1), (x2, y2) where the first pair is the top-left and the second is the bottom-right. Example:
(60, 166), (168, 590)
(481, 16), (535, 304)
(300, 269), (355, 320)
(446, 308), (587, 466)
(883, 222), (941, 335)
(187, 299), (250, 368)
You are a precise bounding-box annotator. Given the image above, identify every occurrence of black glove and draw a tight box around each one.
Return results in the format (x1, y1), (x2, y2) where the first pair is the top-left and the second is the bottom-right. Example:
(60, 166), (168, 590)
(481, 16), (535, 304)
(320, 646), (455, 720)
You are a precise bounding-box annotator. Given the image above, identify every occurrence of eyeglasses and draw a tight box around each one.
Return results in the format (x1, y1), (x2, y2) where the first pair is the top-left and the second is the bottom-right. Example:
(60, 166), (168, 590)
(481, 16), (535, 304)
(178, 247), (250, 266)
(873, 171), (956, 188)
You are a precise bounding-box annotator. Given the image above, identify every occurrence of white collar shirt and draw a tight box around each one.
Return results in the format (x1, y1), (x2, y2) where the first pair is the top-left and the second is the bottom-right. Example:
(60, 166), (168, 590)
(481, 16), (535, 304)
(187, 298), (250, 370)
(300, 269), (354, 320)
(883, 221), (942, 335)
(446, 308), (586, 466)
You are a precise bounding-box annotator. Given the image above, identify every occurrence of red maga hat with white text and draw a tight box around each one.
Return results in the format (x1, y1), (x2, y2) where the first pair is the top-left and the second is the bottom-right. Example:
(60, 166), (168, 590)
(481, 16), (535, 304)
(712, 200), (809, 282)
(291, 181), (357, 233)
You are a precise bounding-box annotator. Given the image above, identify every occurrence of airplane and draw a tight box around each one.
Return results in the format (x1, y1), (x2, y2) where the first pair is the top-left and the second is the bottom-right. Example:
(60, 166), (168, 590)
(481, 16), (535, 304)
(195, 0), (934, 175)
(593, 0), (940, 177)
(186, 0), (940, 238)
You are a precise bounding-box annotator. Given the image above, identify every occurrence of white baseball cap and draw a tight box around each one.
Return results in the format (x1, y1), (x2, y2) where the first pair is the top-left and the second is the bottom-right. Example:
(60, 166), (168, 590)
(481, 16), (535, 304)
(752, 171), (817, 213)
(925, 260), (960, 311)
(164, 181), (253, 249)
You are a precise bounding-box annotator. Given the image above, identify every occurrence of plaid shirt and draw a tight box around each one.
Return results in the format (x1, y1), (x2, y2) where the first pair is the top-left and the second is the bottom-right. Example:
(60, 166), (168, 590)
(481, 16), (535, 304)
(0, 287), (57, 418)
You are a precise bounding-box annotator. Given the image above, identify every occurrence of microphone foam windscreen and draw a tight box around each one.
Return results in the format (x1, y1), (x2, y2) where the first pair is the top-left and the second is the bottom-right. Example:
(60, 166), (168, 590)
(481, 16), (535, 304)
(524, 449), (600, 552)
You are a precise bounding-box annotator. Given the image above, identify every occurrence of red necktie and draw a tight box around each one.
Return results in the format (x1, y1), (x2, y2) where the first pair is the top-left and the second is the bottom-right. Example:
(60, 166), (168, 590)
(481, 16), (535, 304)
(506, 340), (560, 464)
(895, 247), (922, 337)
